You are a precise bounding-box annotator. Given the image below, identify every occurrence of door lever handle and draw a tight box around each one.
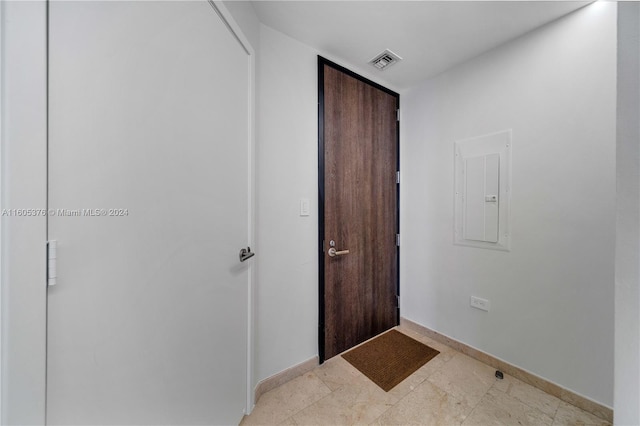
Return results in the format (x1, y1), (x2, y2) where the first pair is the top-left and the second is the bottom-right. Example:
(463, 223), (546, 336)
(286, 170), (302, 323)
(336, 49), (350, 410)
(239, 247), (255, 262)
(328, 247), (349, 257)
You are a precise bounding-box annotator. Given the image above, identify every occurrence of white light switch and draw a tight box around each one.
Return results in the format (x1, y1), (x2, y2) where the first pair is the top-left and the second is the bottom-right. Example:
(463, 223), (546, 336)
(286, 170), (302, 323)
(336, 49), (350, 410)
(300, 198), (310, 216)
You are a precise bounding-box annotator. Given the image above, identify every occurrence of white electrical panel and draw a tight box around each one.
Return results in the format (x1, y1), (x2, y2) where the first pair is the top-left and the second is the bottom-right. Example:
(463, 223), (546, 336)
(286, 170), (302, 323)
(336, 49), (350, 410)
(455, 130), (511, 251)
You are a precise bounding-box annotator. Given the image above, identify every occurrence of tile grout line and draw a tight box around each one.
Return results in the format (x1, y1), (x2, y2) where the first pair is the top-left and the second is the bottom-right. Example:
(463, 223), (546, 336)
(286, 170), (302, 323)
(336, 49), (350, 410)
(407, 332), (496, 424)
(286, 387), (333, 424)
(488, 377), (560, 424)
(369, 370), (429, 425)
(373, 342), (457, 423)
(550, 402), (561, 424)
(427, 373), (495, 424)
(460, 380), (498, 424)
(253, 371), (333, 426)
(319, 366), (405, 426)
(287, 372), (335, 421)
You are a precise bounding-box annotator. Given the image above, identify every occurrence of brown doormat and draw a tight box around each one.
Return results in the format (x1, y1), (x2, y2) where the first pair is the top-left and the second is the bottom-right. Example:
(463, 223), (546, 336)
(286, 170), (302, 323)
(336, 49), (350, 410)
(341, 329), (440, 392)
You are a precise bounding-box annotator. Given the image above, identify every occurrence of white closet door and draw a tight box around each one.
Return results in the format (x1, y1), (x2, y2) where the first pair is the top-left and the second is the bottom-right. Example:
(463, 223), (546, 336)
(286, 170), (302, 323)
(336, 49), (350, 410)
(47, 1), (250, 424)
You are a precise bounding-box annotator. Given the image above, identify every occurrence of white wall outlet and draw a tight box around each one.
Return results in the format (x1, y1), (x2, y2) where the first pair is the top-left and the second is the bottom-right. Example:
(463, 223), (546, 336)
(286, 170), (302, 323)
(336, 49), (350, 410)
(470, 296), (490, 312)
(300, 198), (310, 216)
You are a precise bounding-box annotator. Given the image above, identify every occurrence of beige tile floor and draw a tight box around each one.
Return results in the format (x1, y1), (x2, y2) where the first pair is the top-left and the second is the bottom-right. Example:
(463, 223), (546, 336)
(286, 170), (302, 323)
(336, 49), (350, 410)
(241, 326), (611, 426)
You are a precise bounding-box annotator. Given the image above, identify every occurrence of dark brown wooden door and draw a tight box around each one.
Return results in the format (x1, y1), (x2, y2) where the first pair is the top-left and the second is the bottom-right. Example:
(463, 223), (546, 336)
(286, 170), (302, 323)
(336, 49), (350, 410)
(319, 58), (399, 361)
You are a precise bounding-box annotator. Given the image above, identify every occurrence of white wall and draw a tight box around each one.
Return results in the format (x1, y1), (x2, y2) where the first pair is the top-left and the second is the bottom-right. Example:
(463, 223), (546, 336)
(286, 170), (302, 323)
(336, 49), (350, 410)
(1, 1), (48, 423)
(0, 0), (626, 419)
(255, 24), (319, 383)
(401, 2), (616, 407)
(253, 23), (401, 385)
(615, 2), (640, 423)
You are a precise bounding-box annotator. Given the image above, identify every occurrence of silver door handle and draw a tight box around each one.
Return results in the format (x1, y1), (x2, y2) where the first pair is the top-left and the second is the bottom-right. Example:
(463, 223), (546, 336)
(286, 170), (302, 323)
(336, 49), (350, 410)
(328, 247), (350, 257)
(239, 247), (255, 262)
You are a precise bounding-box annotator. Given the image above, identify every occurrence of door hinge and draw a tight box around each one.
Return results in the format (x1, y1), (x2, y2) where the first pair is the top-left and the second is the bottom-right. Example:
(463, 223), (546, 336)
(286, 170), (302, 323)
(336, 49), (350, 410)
(396, 109), (400, 121)
(396, 171), (400, 184)
(396, 295), (400, 308)
(396, 234), (400, 247)
(47, 240), (57, 287)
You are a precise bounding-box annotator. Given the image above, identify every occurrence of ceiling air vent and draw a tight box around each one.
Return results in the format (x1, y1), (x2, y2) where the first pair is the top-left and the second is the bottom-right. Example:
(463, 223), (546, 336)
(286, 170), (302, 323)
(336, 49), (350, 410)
(369, 49), (402, 71)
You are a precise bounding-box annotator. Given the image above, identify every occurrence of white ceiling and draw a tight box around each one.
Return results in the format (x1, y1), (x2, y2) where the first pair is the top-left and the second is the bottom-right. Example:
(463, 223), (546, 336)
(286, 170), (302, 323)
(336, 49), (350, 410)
(251, 1), (591, 91)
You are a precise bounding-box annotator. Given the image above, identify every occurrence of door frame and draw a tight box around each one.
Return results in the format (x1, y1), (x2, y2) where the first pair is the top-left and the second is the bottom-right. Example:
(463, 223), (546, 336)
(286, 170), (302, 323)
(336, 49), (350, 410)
(317, 56), (400, 363)
(0, 1), (257, 421)
(210, 0), (259, 413)
(0, 1), (48, 423)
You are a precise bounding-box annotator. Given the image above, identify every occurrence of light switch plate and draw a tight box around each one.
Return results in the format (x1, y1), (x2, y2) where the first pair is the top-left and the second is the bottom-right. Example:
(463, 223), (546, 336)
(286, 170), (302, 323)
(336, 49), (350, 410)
(300, 198), (310, 216)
